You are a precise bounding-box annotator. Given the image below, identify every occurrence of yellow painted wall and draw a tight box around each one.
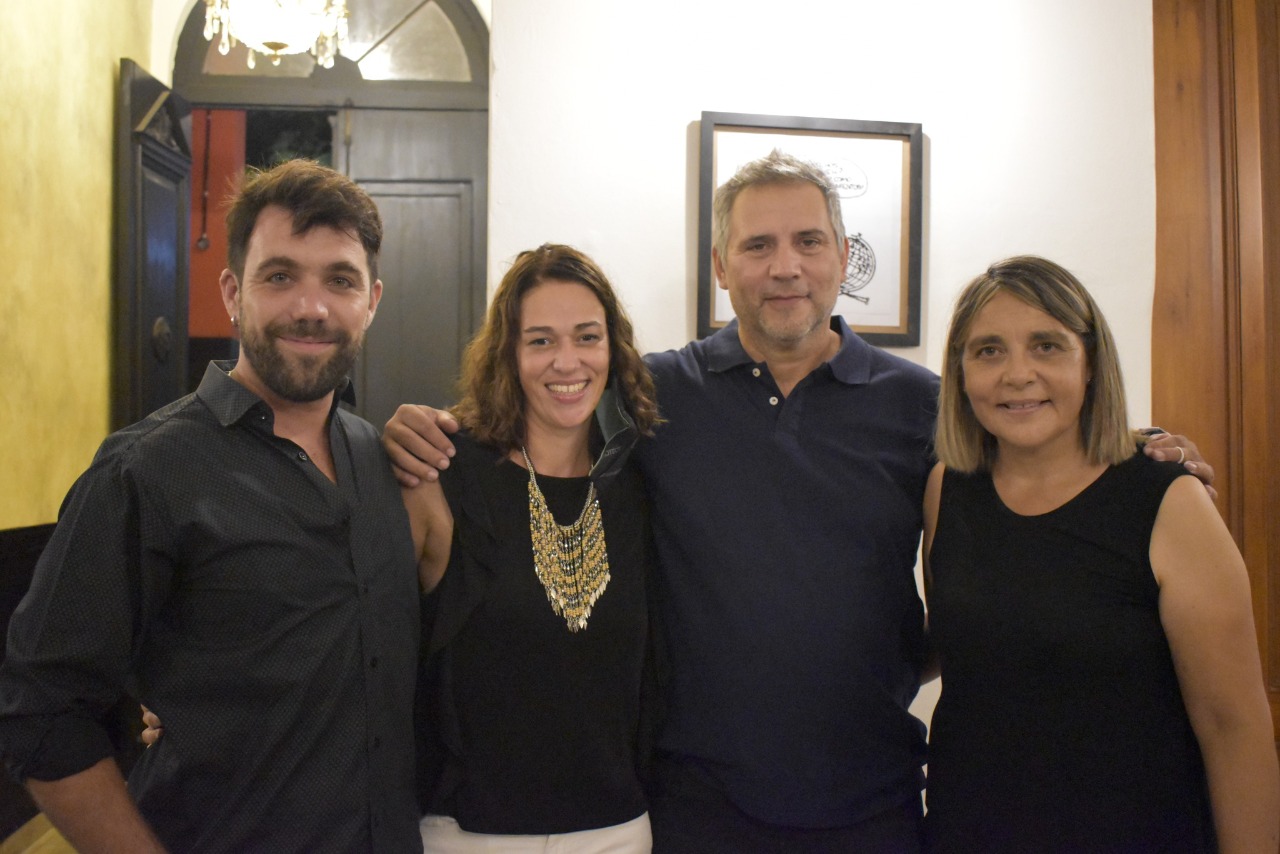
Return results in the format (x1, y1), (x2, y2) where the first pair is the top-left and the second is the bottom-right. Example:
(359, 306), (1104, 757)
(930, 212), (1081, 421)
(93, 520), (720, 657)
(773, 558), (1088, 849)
(0, 0), (153, 528)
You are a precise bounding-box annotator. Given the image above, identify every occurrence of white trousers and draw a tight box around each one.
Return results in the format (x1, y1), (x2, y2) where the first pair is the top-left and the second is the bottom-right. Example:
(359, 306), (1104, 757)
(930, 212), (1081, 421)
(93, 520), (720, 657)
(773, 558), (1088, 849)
(418, 813), (652, 853)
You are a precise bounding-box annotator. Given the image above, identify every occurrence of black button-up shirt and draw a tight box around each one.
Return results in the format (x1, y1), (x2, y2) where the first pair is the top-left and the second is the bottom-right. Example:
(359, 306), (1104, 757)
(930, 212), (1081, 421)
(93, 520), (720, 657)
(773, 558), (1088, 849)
(0, 362), (422, 852)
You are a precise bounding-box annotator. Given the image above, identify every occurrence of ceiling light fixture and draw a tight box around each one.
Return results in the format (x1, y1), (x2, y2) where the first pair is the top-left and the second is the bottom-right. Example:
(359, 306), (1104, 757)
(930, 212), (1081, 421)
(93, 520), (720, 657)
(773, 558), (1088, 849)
(204, 0), (349, 70)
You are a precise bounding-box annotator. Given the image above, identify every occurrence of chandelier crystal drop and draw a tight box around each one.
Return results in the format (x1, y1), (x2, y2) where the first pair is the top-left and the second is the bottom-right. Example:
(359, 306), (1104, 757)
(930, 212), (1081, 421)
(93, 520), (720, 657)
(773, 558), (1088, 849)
(204, 0), (349, 70)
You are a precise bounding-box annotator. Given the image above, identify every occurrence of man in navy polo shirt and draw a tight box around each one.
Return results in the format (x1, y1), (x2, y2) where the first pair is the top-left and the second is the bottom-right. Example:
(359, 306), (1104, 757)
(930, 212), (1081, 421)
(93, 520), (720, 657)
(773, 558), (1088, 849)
(635, 150), (937, 851)
(381, 150), (1211, 853)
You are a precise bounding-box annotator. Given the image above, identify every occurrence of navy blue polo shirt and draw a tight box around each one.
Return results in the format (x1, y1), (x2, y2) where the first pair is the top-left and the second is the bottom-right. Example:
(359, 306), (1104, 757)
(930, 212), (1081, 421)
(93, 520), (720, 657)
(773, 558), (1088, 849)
(638, 317), (938, 829)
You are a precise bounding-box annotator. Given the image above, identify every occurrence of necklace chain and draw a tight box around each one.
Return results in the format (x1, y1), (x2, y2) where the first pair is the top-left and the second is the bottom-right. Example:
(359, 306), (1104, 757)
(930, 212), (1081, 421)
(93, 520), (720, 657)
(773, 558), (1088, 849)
(521, 446), (610, 632)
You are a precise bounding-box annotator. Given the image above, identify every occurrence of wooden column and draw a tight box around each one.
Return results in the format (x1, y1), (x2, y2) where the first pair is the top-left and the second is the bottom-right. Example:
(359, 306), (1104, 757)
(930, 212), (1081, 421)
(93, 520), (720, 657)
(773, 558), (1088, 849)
(1153, 0), (1280, 736)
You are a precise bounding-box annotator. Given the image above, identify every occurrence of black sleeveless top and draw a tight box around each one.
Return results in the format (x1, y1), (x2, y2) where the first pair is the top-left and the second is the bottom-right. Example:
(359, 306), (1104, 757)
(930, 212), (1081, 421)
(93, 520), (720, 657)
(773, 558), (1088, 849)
(415, 432), (651, 834)
(924, 453), (1215, 853)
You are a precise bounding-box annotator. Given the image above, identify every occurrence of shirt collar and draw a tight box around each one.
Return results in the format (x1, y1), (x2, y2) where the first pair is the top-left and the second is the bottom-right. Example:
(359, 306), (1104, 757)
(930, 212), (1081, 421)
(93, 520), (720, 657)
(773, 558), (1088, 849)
(705, 316), (874, 386)
(196, 360), (356, 427)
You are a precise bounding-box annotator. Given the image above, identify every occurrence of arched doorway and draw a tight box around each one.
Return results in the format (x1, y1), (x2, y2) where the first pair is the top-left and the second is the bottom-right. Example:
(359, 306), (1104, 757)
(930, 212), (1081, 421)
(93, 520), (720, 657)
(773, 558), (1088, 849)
(173, 0), (489, 428)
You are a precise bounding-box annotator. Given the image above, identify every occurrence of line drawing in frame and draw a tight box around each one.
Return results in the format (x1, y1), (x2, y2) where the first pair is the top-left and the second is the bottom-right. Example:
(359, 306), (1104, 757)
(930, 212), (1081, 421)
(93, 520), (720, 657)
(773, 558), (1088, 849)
(697, 112), (923, 346)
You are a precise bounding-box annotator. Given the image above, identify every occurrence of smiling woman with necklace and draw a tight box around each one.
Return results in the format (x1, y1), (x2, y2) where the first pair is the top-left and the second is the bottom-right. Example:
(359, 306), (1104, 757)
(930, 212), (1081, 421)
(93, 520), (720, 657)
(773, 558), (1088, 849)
(401, 244), (661, 852)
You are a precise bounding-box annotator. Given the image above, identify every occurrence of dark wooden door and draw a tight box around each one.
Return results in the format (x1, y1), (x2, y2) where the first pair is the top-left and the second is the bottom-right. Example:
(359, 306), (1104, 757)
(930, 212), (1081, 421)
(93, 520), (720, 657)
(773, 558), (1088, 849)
(113, 59), (192, 430)
(339, 108), (487, 429)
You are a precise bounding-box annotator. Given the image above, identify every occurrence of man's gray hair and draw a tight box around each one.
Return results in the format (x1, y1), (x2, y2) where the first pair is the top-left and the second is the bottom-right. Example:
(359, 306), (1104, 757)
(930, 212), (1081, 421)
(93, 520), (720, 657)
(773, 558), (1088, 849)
(711, 149), (846, 261)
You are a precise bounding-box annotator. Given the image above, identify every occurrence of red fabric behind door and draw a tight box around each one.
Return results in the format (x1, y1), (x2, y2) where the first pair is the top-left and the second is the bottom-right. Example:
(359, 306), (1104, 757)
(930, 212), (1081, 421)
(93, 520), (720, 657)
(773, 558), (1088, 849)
(189, 109), (246, 338)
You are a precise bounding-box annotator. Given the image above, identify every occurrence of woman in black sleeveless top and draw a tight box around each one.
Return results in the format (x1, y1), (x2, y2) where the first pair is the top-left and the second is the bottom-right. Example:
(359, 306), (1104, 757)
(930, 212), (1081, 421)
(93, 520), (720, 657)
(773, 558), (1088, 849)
(921, 256), (1277, 853)
(401, 245), (661, 852)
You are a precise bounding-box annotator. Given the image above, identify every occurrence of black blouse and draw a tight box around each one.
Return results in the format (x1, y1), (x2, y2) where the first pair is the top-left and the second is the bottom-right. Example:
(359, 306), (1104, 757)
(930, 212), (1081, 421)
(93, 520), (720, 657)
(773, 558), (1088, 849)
(925, 454), (1214, 852)
(416, 432), (651, 834)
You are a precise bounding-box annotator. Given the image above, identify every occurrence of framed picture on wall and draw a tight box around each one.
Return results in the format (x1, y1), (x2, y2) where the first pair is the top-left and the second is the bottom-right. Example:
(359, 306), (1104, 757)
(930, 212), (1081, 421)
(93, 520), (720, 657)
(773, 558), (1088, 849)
(697, 112), (923, 346)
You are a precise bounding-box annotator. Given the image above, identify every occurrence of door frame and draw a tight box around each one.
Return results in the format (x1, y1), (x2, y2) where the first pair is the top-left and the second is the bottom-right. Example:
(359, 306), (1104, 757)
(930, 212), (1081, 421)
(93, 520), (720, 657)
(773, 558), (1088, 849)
(1151, 0), (1280, 737)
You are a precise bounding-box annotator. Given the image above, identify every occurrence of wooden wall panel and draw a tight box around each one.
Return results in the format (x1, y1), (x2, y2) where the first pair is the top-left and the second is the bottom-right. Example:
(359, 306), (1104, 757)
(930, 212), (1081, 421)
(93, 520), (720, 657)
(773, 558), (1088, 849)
(1231, 0), (1280, 707)
(1153, 0), (1280, 736)
(1153, 0), (1235, 532)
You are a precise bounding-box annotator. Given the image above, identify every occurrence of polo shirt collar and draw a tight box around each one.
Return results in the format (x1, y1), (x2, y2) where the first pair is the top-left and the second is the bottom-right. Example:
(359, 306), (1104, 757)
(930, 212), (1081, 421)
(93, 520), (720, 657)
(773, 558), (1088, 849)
(197, 360), (356, 427)
(705, 316), (873, 386)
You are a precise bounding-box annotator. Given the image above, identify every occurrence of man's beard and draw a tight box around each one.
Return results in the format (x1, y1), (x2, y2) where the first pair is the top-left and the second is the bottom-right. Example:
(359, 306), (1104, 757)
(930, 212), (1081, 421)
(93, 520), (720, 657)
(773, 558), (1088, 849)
(238, 316), (363, 403)
(757, 310), (826, 348)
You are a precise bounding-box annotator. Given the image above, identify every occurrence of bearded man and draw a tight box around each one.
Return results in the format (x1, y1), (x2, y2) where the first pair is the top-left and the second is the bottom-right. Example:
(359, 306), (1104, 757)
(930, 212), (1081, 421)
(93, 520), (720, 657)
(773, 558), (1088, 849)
(0, 161), (422, 853)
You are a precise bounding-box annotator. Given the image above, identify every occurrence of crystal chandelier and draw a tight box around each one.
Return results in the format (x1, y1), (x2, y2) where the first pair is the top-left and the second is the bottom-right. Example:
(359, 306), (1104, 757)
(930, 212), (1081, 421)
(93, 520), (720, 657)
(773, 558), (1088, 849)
(204, 0), (349, 70)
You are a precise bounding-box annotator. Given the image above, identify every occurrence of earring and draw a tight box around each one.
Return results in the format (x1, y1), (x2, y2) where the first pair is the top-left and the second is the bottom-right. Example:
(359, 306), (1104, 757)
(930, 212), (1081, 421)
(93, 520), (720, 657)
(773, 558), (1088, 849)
(231, 315), (239, 327)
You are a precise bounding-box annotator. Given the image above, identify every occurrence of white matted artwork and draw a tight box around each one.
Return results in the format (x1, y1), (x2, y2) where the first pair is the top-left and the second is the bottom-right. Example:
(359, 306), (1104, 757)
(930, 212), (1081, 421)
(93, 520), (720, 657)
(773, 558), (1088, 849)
(696, 113), (923, 346)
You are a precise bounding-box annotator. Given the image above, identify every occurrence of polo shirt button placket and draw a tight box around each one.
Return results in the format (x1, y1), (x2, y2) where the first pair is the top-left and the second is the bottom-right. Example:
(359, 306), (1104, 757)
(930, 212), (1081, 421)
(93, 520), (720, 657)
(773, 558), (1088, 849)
(750, 366), (780, 406)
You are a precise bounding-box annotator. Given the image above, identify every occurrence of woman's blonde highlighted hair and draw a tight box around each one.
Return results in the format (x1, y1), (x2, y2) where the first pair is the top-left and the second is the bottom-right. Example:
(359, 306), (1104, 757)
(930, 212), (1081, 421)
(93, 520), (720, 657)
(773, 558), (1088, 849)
(935, 255), (1135, 472)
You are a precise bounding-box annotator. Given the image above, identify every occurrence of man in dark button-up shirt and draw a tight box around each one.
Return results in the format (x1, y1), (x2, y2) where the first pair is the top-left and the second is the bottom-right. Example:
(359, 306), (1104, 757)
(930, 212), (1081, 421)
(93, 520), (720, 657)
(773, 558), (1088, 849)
(0, 161), (421, 852)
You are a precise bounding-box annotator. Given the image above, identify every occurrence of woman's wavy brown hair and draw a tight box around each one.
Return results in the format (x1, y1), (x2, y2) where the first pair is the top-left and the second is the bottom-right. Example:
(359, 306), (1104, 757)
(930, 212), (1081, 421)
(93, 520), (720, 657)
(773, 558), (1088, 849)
(451, 244), (660, 453)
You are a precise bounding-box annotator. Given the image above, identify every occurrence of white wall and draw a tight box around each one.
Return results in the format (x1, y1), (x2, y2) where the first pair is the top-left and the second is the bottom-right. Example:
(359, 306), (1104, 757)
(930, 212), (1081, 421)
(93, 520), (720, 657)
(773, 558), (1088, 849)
(489, 0), (1156, 427)
(150, 0), (193, 81)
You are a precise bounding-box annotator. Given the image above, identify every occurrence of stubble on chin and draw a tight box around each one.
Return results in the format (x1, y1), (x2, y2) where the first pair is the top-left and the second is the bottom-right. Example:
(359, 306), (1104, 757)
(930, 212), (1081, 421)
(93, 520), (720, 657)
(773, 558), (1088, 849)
(755, 304), (828, 349)
(239, 321), (362, 403)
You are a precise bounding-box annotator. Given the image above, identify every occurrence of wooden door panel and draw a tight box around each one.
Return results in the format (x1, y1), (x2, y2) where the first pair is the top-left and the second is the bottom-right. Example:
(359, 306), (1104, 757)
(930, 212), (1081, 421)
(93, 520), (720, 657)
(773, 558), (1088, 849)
(113, 59), (192, 430)
(358, 182), (474, 428)
(138, 168), (188, 416)
(1152, 0), (1280, 739)
(341, 108), (487, 429)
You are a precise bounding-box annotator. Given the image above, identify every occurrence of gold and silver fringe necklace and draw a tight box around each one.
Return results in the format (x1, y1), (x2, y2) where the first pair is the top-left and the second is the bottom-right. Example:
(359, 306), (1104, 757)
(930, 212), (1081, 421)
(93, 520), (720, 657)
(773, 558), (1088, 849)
(521, 447), (611, 632)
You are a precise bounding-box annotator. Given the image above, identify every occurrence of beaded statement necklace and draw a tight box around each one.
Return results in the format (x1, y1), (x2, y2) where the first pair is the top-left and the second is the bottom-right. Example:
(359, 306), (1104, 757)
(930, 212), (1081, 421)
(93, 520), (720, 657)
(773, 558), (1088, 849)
(521, 446), (611, 632)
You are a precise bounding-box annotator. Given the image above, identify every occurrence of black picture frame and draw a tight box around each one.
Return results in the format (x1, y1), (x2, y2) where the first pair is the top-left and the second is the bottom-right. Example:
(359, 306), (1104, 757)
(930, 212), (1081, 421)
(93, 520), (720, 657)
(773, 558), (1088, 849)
(697, 112), (923, 346)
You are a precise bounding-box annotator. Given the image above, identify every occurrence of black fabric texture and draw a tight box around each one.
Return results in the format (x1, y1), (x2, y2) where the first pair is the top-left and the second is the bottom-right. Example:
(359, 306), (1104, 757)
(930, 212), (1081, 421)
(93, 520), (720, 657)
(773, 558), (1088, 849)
(0, 362), (422, 853)
(925, 453), (1214, 853)
(416, 431), (651, 835)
